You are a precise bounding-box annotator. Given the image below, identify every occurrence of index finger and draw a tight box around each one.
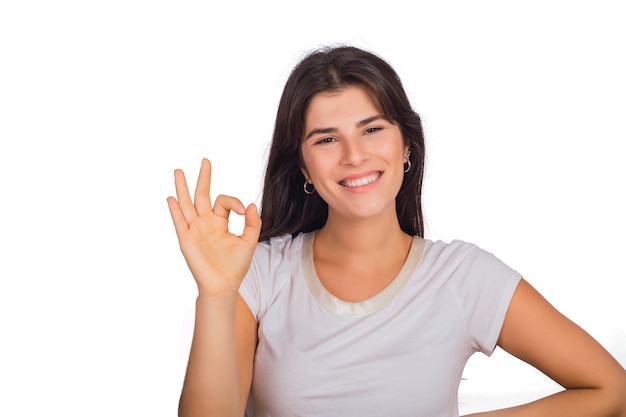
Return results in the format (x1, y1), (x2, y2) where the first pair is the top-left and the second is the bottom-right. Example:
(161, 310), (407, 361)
(194, 158), (213, 214)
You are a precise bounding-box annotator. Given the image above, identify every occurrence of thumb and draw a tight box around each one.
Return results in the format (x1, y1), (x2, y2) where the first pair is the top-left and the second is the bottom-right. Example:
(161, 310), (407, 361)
(241, 203), (262, 245)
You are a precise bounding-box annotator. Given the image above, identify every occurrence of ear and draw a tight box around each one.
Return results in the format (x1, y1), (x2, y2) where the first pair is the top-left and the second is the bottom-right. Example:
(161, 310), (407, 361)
(403, 142), (410, 160)
(300, 165), (310, 182)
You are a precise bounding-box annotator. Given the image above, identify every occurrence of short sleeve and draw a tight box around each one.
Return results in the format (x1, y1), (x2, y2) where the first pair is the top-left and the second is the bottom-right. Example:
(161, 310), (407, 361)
(237, 234), (303, 322)
(238, 254), (263, 320)
(447, 242), (522, 355)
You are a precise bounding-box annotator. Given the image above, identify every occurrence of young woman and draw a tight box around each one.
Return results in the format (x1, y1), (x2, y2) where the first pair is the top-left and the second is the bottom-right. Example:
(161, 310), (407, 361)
(167, 46), (626, 417)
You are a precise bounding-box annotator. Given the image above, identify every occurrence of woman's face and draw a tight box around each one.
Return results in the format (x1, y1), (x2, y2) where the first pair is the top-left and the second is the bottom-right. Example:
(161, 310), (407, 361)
(300, 86), (408, 223)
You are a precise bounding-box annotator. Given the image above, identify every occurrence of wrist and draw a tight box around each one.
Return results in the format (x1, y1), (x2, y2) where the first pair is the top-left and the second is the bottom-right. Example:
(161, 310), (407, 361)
(196, 289), (240, 305)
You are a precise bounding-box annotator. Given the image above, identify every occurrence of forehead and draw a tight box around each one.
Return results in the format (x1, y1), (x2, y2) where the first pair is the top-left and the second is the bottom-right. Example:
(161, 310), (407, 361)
(304, 86), (383, 127)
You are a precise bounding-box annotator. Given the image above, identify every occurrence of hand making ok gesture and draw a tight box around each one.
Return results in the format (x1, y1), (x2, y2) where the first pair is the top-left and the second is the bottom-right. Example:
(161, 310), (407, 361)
(167, 159), (262, 298)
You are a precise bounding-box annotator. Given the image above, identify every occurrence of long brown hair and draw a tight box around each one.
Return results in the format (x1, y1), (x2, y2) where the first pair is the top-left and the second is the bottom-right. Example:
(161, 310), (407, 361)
(259, 45), (425, 241)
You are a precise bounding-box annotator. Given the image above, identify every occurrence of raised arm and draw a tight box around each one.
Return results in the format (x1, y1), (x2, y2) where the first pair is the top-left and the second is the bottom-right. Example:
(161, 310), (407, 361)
(466, 278), (626, 417)
(167, 159), (261, 417)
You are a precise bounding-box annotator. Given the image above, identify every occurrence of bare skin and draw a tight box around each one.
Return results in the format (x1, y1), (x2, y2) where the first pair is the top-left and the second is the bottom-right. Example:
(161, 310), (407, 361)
(465, 279), (626, 416)
(167, 159), (259, 417)
(170, 88), (625, 416)
(170, 159), (626, 417)
(300, 86), (417, 302)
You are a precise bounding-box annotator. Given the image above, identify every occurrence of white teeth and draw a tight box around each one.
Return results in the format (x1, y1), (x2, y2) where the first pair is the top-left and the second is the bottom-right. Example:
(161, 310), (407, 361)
(341, 172), (380, 188)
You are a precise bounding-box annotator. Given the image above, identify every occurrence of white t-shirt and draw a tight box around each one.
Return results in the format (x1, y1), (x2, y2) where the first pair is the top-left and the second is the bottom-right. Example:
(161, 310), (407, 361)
(239, 232), (521, 417)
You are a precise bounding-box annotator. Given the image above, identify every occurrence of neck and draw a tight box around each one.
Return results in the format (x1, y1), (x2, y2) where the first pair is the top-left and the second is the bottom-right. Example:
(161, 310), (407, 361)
(315, 212), (411, 259)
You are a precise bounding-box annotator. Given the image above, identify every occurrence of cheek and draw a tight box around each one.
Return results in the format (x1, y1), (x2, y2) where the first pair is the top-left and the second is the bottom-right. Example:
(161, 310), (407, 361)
(379, 140), (404, 164)
(307, 160), (330, 182)
(302, 151), (332, 179)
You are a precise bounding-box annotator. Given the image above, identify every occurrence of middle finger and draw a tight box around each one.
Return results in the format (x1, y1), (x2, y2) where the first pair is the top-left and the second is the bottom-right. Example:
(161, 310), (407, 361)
(194, 158), (213, 215)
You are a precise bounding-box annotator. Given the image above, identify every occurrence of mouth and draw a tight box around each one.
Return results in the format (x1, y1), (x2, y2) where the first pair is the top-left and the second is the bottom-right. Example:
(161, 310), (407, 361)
(340, 171), (382, 188)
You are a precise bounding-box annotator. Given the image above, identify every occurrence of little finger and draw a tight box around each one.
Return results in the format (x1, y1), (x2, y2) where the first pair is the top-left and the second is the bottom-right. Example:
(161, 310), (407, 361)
(166, 196), (189, 237)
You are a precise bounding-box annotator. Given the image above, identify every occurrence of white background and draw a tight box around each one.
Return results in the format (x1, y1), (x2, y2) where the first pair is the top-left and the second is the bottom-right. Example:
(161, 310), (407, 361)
(1, 1), (624, 415)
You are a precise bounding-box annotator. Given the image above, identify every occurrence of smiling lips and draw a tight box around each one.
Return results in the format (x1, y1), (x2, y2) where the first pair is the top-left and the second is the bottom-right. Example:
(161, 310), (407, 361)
(340, 172), (381, 188)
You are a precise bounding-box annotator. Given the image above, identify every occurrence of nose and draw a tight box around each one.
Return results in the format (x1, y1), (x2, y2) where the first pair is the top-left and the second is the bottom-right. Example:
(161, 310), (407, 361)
(341, 137), (369, 166)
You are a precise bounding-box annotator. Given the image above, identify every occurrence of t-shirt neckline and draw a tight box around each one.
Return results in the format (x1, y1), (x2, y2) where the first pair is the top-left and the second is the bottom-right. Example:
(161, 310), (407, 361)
(301, 231), (426, 317)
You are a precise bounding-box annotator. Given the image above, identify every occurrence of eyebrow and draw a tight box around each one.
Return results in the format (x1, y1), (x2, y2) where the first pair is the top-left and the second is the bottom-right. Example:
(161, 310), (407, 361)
(304, 115), (385, 140)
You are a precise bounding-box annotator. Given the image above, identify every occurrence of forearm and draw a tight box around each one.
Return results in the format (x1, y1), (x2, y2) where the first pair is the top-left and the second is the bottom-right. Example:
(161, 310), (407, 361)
(179, 294), (240, 417)
(465, 387), (626, 417)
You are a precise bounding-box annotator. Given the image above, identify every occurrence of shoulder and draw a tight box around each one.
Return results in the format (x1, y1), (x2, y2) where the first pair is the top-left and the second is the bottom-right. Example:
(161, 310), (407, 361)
(254, 232), (308, 260)
(420, 238), (521, 289)
(421, 239), (522, 353)
(240, 233), (310, 318)
(426, 238), (478, 253)
(422, 238), (485, 268)
(249, 232), (310, 278)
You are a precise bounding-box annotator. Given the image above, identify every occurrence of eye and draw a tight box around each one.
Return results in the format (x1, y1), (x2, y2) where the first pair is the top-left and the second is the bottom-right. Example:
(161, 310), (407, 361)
(364, 127), (382, 134)
(315, 137), (336, 144)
